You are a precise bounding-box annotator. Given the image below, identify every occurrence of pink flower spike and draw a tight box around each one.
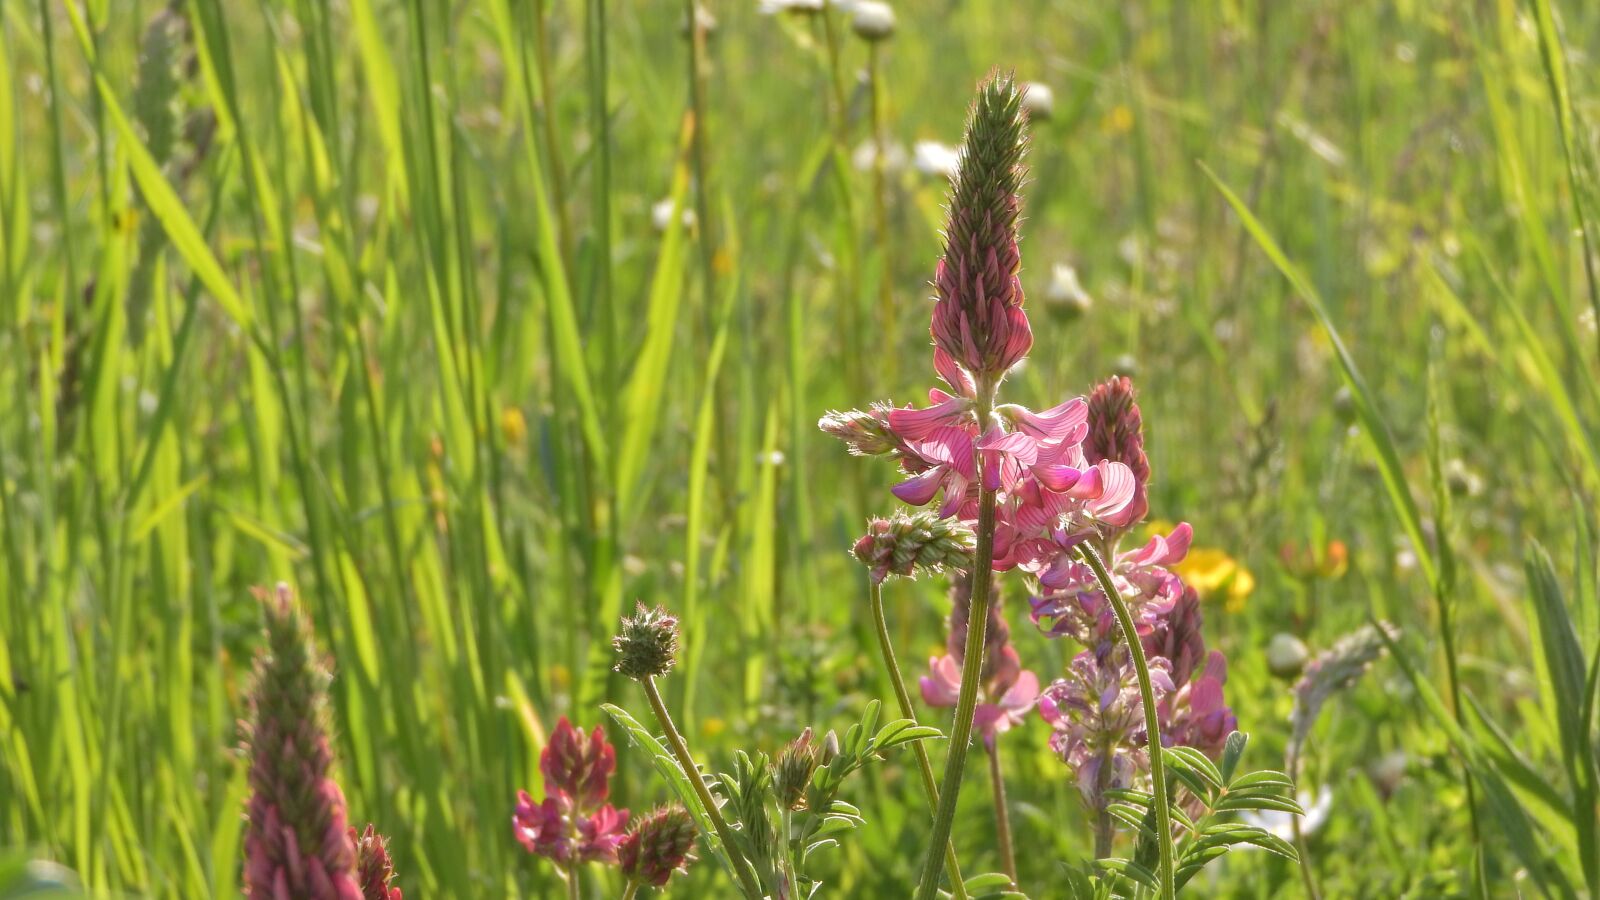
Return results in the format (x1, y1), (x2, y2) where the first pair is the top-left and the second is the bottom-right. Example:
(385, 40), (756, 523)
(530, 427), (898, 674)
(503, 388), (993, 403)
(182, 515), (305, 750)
(541, 717), (617, 814)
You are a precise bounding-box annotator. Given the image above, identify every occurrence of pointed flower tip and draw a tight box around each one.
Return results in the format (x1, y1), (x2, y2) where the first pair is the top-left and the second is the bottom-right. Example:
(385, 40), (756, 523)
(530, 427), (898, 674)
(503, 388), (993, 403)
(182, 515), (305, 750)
(612, 603), (680, 680)
(353, 825), (402, 900)
(542, 717), (618, 814)
(241, 583), (361, 900)
(932, 74), (1033, 381)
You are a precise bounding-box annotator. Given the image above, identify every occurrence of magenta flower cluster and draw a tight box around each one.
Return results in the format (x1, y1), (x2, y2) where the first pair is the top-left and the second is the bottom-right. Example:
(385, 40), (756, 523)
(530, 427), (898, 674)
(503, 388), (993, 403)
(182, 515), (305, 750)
(513, 717), (630, 865)
(1032, 378), (1236, 810)
(512, 717), (696, 890)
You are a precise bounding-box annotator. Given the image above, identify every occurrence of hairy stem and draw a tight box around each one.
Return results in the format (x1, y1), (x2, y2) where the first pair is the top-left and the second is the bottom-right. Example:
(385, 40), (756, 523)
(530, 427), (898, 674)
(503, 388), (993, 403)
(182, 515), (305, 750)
(642, 676), (764, 898)
(1093, 745), (1115, 859)
(1078, 544), (1174, 898)
(987, 742), (1018, 888)
(565, 864), (581, 900)
(867, 578), (968, 899)
(620, 881), (639, 900)
(915, 386), (998, 900)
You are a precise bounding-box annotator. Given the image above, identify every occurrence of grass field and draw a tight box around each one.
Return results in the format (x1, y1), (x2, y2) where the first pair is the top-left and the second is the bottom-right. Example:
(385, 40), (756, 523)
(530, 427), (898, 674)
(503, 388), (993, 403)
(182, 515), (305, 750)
(3, 0), (1600, 896)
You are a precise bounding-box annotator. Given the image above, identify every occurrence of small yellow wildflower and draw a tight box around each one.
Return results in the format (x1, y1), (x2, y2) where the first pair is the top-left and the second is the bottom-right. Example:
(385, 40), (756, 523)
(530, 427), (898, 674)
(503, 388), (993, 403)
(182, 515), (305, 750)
(1103, 104), (1134, 135)
(501, 406), (527, 448)
(1174, 547), (1256, 613)
(701, 717), (727, 740)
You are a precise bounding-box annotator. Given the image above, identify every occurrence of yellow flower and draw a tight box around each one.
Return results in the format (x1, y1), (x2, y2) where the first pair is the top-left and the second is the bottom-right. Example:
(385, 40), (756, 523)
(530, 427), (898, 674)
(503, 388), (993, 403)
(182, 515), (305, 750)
(1103, 104), (1134, 135)
(549, 663), (571, 692)
(501, 406), (527, 448)
(701, 717), (727, 740)
(1174, 547), (1256, 613)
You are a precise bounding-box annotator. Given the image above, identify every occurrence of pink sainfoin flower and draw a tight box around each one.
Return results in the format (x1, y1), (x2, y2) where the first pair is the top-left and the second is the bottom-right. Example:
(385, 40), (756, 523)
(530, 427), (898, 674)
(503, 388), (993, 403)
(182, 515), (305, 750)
(241, 583), (363, 900)
(352, 825), (402, 900)
(819, 75), (1138, 554)
(931, 77), (1033, 381)
(1038, 645), (1174, 808)
(513, 718), (630, 868)
(1028, 376), (1238, 822)
(921, 574), (1040, 749)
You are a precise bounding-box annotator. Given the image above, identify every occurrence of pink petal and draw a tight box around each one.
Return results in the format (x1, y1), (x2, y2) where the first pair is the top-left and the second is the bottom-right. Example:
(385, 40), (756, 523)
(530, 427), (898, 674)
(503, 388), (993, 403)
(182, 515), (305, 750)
(1001, 670), (1041, 712)
(934, 347), (977, 398)
(1089, 462), (1138, 524)
(1034, 464), (1082, 493)
(1008, 398), (1088, 441)
(888, 396), (972, 441)
(892, 468), (946, 506)
(920, 655), (962, 706)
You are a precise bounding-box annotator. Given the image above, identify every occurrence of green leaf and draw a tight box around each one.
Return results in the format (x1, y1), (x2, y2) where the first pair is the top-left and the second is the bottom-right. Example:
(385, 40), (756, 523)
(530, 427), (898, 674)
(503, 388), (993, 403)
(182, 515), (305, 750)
(1203, 164), (1438, 589)
(1165, 746), (1224, 791)
(1097, 858), (1159, 892)
(1215, 794), (1306, 815)
(1226, 770), (1295, 792)
(1219, 731), (1249, 784)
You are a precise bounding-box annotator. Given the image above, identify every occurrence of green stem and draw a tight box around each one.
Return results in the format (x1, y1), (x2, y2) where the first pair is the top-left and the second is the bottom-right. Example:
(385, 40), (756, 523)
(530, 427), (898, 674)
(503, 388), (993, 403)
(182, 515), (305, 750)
(1290, 809), (1321, 900)
(641, 676), (764, 898)
(987, 741), (1017, 889)
(621, 880), (640, 900)
(867, 578), (968, 899)
(915, 387), (998, 900)
(866, 41), (894, 386)
(1093, 744), (1114, 859)
(1078, 543), (1174, 898)
(566, 864), (581, 900)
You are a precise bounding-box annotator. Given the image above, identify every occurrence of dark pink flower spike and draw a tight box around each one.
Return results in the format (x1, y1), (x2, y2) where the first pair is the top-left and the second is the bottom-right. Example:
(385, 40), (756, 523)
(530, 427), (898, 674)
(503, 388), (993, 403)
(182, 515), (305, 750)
(930, 74), (1034, 383)
(1083, 376), (1151, 529)
(241, 583), (363, 900)
(352, 825), (402, 900)
(541, 717), (617, 814)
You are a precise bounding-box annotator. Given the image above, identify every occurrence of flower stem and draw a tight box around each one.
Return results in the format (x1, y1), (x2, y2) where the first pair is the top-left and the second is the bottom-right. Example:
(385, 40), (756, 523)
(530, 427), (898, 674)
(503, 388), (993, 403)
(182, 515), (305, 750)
(1290, 810), (1321, 900)
(1093, 745), (1115, 859)
(1078, 543), (1174, 899)
(987, 742), (1018, 888)
(641, 676), (764, 898)
(566, 864), (581, 900)
(620, 881), (640, 900)
(867, 578), (968, 899)
(914, 386), (999, 900)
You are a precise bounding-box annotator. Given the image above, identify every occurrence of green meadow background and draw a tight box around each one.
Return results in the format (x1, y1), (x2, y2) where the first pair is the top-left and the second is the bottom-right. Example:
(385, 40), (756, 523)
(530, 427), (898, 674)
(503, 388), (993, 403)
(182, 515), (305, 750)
(3, 0), (1599, 895)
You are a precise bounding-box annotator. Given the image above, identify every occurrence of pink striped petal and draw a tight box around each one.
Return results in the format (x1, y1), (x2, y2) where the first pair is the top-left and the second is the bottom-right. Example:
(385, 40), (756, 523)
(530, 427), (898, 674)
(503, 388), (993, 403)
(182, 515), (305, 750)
(934, 347), (977, 398)
(887, 396), (972, 441)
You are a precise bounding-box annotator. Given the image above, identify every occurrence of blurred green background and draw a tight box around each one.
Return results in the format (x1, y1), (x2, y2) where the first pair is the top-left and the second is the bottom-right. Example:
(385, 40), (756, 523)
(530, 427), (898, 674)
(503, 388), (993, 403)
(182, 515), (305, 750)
(2, 0), (1599, 895)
